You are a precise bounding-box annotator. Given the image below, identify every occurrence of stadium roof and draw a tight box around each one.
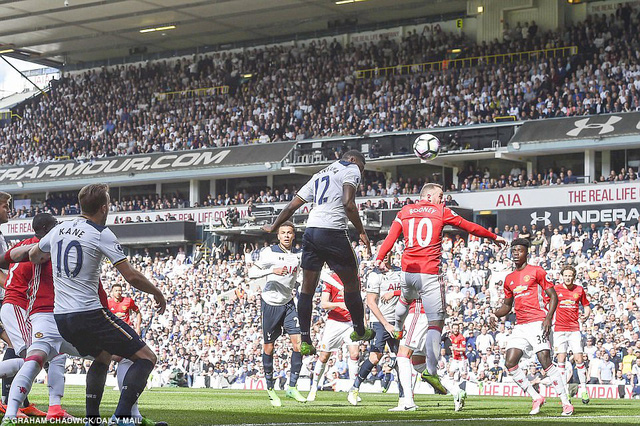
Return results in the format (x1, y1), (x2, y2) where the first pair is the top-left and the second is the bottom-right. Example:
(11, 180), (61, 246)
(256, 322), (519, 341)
(0, 0), (465, 68)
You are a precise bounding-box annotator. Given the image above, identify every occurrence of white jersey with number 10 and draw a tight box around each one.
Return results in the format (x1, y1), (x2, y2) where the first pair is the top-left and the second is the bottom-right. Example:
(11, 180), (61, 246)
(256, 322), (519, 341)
(38, 217), (128, 315)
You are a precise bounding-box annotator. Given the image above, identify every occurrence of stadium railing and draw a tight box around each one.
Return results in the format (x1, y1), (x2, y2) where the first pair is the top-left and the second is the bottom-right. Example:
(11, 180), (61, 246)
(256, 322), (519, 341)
(154, 85), (230, 101)
(355, 46), (578, 79)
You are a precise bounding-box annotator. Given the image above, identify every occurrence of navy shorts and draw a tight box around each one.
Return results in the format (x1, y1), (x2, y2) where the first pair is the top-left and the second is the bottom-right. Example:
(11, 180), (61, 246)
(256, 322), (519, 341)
(370, 321), (400, 354)
(301, 228), (358, 273)
(261, 298), (300, 344)
(55, 308), (146, 358)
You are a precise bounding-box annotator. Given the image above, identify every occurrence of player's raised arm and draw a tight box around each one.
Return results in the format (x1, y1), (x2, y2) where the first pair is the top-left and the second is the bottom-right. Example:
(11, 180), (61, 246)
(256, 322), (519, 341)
(342, 183), (370, 255)
(262, 195), (306, 233)
(443, 207), (507, 245)
(115, 260), (166, 315)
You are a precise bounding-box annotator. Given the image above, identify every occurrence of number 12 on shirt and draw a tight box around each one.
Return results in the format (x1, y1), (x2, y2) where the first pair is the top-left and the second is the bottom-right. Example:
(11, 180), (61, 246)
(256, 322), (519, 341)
(314, 176), (330, 205)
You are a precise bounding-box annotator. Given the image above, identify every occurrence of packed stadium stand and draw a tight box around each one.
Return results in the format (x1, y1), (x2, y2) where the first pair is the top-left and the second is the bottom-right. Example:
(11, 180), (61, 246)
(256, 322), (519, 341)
(1, 6), (640, 166)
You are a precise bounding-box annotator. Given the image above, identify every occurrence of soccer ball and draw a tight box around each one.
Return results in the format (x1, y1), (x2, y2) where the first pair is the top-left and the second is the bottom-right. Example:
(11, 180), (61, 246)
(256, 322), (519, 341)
(413, 134), (441, 161)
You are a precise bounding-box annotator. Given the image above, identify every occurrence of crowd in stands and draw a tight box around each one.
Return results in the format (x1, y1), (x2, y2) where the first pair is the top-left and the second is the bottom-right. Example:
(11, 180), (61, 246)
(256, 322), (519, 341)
(74, 217), (640, 396)
(0, 5), (639, 166)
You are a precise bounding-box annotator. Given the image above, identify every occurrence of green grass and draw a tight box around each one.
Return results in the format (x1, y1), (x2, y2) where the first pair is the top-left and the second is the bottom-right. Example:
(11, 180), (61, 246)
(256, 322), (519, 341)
(17, 385), (640, 425)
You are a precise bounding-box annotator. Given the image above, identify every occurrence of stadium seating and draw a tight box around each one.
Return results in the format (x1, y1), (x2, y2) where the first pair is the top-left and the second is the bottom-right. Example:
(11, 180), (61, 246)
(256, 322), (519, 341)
(1, 11), (639, 167)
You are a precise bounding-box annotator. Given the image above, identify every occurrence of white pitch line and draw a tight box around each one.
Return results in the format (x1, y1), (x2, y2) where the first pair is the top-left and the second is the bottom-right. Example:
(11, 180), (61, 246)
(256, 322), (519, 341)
(214, 415), (640, 426)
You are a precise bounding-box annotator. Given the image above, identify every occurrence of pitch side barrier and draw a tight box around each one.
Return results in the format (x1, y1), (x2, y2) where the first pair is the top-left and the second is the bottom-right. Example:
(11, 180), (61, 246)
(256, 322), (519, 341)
(207, 377), (636, 400)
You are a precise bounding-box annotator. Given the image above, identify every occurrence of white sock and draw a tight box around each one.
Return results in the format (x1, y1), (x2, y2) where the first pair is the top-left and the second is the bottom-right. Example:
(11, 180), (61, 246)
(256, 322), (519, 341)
(558, 363), (568, 395)
(47, 355), (66, 407)
(0, 358), (24, 379)
(348, 358), (358, 380)
(5, 360), (41, 418)
(425, 327), (441, 375)
(545, 365), (570, 405)
(508, 365), (541, 400)
(396, 357), (414, 404)
(394, 300), (410, 332)
(313, 361), (327, 389)
(576, 363), (587, 393)
(117, 359), (141, 419)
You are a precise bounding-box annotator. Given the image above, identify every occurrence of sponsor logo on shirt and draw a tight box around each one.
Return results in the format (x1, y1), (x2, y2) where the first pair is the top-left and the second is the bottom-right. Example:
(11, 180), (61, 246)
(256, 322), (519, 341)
(513, 285), (528, 294)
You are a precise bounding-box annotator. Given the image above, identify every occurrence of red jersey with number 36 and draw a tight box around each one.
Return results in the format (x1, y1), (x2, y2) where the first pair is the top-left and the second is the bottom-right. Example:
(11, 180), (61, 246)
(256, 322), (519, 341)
(376, 200), (497, 274)
(321, 271), (351, 322)
(553, 283), (589, 332)
(504, 265), (553, 325)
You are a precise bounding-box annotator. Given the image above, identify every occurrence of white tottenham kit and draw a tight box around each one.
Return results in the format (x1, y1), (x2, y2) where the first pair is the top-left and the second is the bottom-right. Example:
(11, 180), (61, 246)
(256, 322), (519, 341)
(248, 245), (302, 306)
(296, 160), (361, 229)
(39, 218), (127, 314)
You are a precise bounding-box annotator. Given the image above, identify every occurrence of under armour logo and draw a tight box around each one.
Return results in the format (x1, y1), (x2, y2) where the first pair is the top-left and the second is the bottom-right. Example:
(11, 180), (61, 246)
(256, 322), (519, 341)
(19, 386), (27, 394)
(530, 211), (551, 226)
(567, 116), (622, 137)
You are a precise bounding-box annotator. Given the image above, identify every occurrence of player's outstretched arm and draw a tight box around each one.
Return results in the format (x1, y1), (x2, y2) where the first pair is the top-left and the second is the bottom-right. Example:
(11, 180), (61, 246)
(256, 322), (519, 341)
(0, 243), (36, 269)
(342, 184), (370, 254)
(443, 207), (506, 245)
(28, 244), (51, 265)
(542, 287), (558, 340)
(115, 260), (166, 315)
(261, 196), (305, 233)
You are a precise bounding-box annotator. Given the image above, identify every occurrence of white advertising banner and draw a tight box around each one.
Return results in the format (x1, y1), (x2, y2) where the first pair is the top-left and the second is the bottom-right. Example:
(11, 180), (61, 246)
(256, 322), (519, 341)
(451, 181), (640, 211)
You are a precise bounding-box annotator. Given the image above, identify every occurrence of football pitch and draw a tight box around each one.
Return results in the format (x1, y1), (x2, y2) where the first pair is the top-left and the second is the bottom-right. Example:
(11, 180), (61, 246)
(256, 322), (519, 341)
(20, 385), (640, 425)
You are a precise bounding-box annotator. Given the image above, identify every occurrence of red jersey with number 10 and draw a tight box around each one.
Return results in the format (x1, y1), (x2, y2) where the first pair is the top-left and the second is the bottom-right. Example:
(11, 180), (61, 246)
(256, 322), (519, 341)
(376, 200), (497, 274)
(504, 264), (553, 325)
(553, 283), (589, 332)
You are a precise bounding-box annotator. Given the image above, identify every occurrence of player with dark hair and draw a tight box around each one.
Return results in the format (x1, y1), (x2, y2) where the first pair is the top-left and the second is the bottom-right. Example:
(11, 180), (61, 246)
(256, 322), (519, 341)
(552, 264), (591, 404)
(490, 238), (573, 416)
(248, 221), (304, 406)
(262, 150), (374, 356)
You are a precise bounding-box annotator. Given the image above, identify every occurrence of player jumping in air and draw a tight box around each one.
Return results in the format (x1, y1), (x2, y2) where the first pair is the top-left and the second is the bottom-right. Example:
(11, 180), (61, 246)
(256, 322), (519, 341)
(262, 150), (374, 356)
(376, 183), (505, 401)
(552, 265), (591, 404)
(247, 221), (305, 406)
(490, 238), (573, 416)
